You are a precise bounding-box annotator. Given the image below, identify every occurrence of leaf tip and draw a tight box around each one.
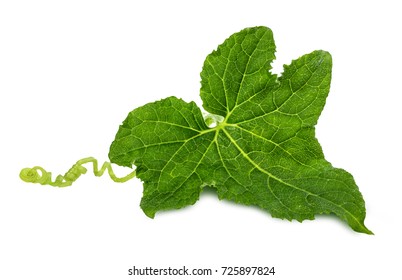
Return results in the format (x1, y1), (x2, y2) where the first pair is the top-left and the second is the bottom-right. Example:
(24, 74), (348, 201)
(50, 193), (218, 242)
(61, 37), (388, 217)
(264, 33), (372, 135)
(143, 209), (156, 219)
(350, 218), (373, 235)
(358, 225), (374, 235)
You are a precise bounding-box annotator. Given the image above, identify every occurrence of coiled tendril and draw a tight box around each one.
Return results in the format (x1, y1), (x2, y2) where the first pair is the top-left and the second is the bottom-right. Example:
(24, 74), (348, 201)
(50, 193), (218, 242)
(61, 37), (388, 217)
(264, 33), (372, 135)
(19, 157), (136, 187)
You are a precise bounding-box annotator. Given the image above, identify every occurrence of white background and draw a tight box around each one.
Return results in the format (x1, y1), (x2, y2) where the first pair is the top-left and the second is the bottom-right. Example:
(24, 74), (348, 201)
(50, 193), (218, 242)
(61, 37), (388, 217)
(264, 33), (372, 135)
(1, 1), (401, 279)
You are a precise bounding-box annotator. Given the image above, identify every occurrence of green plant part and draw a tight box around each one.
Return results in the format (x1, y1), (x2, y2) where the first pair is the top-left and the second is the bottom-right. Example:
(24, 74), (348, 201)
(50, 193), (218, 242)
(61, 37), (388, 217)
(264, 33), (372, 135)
(20, 26), (372, 234)
(20, 157), (136, 187)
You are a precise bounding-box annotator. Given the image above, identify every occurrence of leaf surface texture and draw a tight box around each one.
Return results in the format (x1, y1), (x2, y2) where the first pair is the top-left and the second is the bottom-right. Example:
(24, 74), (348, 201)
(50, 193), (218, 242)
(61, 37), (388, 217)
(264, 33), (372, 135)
(109, 27), (371, 234)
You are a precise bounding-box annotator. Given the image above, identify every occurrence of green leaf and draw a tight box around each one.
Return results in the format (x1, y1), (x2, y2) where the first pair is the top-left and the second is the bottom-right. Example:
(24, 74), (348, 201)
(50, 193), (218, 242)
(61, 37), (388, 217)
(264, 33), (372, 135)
(109, 26), (371, 234)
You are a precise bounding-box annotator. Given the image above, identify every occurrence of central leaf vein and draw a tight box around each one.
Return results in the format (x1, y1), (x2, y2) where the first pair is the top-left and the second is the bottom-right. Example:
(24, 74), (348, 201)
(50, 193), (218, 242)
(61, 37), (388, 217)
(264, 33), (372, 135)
(221, 127), (363, 226)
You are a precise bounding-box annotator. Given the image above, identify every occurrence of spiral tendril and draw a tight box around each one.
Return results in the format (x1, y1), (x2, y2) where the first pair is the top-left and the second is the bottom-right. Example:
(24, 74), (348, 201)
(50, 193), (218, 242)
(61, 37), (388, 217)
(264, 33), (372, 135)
(19, 157), (136, 187)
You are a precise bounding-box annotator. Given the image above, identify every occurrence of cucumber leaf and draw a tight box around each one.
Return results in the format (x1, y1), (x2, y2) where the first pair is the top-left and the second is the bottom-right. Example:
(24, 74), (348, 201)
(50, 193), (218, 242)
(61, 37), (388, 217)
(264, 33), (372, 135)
(109, 26), (371, 234)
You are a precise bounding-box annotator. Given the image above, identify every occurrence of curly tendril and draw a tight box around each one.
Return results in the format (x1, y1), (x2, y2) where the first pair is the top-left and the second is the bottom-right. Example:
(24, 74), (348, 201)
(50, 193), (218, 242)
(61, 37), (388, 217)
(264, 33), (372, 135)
(19, 157), (136, 187)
